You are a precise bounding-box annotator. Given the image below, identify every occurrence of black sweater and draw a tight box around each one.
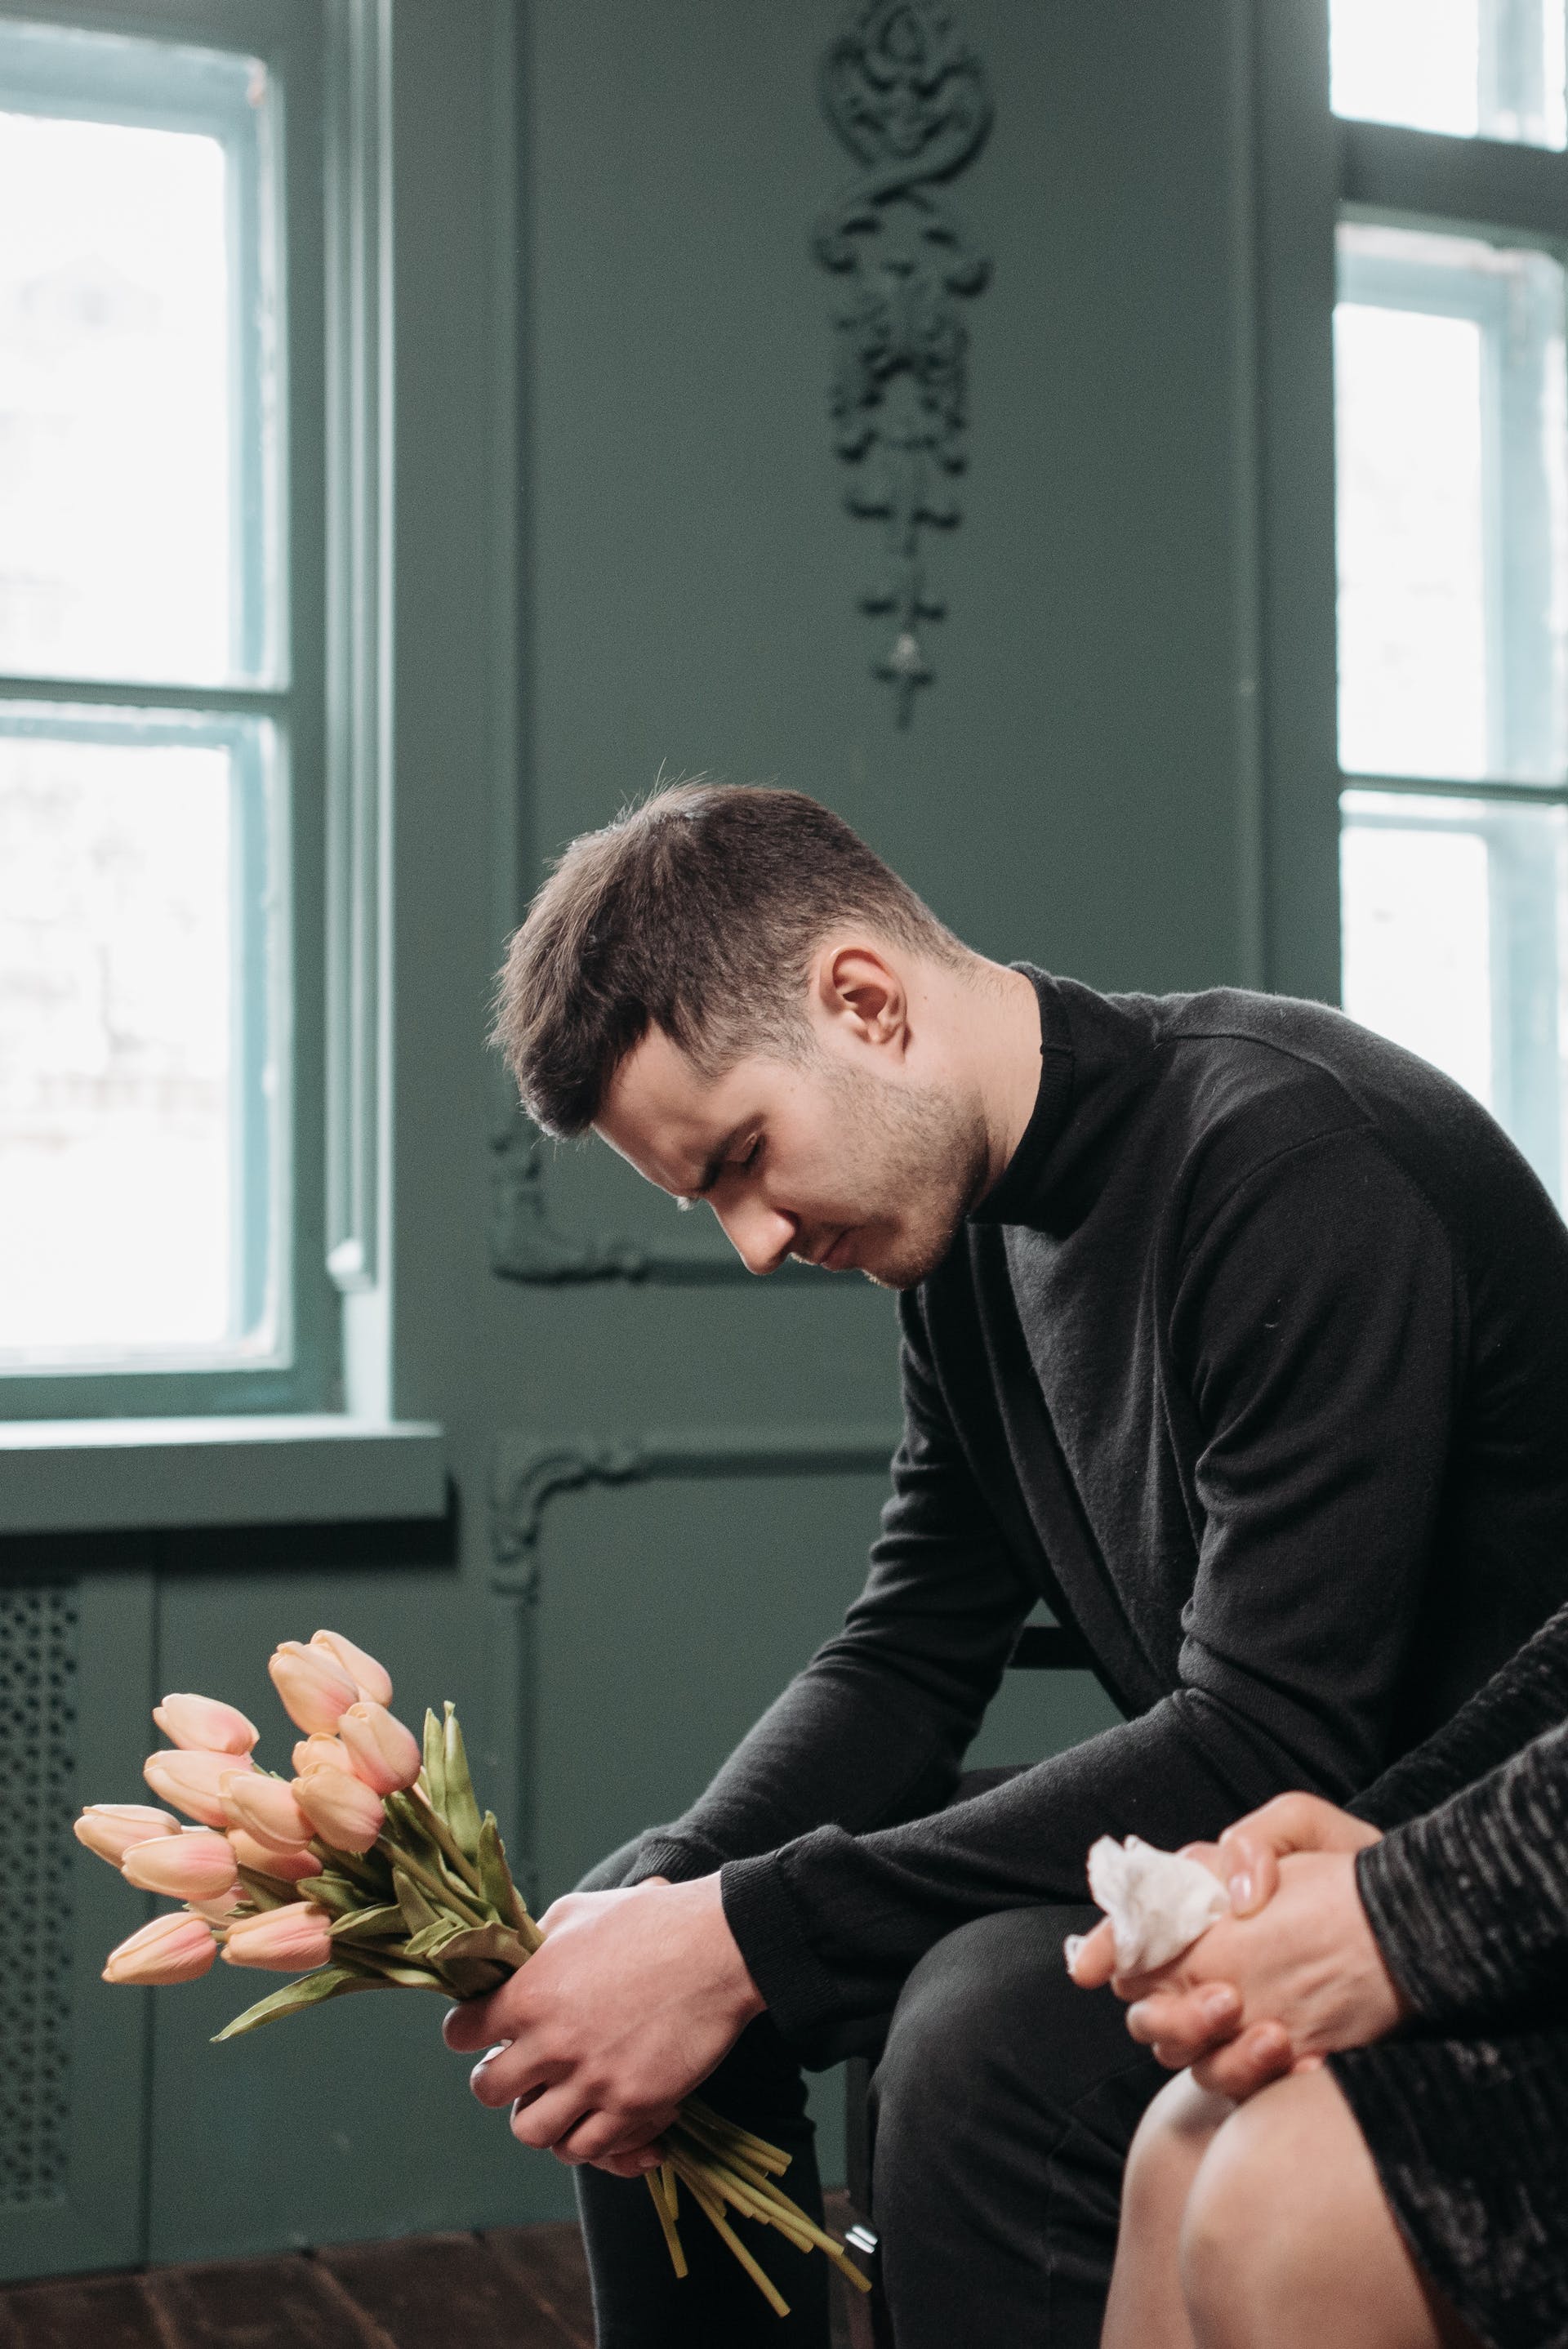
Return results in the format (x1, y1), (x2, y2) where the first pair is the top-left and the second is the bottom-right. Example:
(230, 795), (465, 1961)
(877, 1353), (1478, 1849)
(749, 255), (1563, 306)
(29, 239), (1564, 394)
(1354, 1598), (1568, 2030)
(634, 975), (1568, 2044)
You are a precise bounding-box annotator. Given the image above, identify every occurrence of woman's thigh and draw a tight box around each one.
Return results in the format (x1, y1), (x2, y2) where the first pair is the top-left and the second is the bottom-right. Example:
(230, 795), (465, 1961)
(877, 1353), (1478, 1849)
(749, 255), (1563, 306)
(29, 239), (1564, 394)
(1180, 2068), (1482, 2349)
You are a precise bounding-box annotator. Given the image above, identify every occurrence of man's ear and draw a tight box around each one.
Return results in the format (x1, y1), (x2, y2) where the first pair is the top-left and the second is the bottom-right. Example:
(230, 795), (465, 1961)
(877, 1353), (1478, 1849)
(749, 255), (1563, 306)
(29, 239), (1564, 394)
(813, 942), (909, 1054)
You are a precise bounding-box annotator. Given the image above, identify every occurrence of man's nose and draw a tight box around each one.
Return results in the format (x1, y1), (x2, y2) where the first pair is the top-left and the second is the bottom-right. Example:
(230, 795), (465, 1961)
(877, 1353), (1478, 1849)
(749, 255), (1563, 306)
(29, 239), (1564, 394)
(714, 1195), (797, 1276)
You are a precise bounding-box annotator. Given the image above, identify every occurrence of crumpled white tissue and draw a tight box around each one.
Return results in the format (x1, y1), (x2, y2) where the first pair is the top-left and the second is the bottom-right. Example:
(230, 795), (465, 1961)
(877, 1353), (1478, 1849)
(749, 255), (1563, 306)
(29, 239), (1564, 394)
(1076, 1834), (1231, 1975)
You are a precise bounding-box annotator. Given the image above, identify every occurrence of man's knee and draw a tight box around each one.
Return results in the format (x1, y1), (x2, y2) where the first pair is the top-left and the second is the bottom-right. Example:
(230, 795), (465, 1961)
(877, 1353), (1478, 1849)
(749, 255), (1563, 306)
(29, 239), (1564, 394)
(871, 1904), (1123, 2160)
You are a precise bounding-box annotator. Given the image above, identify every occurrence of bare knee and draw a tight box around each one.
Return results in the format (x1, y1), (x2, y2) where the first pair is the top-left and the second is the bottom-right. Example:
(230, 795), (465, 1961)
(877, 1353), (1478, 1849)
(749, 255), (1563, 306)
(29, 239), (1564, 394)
(1179, 2086), (1303, 2341)
(1122, 2072), (1233, 2238)
(1103, 2075), (1235, 2349)
(1178, 2069), (1428, 2349)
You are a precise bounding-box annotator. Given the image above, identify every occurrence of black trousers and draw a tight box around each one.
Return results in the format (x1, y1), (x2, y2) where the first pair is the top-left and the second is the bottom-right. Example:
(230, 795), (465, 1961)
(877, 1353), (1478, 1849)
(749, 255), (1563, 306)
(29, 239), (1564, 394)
(573, 1865), (1165, 2348)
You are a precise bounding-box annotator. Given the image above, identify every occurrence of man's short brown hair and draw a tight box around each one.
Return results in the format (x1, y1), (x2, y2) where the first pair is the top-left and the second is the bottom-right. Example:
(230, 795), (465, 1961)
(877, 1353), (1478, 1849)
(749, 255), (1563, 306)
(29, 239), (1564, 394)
(493, 782), (964, 1136)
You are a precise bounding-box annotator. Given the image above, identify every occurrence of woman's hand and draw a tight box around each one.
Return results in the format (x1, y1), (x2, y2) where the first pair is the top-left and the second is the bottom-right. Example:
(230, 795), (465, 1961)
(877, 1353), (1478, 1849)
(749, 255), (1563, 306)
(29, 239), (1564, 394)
(1067, 1795), (1405, 2098)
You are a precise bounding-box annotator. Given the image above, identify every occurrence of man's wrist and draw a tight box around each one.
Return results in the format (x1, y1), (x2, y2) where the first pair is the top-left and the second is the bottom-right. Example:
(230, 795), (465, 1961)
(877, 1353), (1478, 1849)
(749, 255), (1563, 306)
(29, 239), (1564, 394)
(699, 1872), (767, 2026)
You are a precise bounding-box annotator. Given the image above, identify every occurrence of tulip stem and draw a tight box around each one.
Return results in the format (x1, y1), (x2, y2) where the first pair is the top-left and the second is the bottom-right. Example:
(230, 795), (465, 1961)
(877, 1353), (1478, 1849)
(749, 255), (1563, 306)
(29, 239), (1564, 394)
(388, 1791), (488, 1899)
(234, 1865), (294, 1912)
(375, 1838), (486, 1927)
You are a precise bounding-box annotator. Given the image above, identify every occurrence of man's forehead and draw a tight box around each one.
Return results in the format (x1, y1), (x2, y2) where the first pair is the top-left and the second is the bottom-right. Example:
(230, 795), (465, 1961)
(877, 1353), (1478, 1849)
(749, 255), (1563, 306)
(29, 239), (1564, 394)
(596, 1027), (750, 1192)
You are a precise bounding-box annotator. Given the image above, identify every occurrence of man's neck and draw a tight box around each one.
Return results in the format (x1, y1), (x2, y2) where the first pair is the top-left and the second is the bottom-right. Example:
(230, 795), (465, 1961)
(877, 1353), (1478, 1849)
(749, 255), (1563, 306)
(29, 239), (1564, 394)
(962, 961), (1045, 1197)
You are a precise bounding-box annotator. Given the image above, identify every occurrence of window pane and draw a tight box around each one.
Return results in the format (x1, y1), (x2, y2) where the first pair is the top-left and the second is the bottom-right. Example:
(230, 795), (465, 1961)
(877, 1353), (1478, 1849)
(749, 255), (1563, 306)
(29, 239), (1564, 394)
(1331, 0), (1568, 148)
(1342, 789), (1568, 1201)
(0, 713), (278, 1367)
(1336, 225), (1568, 785)
(0, 26), (274, 683)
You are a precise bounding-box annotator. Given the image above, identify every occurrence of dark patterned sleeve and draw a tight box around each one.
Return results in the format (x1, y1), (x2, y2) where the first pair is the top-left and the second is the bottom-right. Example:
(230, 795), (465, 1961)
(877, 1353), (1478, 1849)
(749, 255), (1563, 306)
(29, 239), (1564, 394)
(1351, 1601), (1568, 1831)
(1356, 1710), (1568, 2027)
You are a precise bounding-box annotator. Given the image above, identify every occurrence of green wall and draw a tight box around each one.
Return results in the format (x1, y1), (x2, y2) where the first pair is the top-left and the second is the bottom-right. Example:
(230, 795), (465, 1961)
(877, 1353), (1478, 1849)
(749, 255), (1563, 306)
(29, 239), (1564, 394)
(5, 0), (1271, 2279)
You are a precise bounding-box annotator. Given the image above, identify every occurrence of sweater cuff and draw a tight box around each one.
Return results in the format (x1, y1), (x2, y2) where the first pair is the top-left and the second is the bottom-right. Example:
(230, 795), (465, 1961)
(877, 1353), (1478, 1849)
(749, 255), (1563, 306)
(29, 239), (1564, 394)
(624, 1833), (726, 1887)
(1354, 1825), (1493, 2024)
(720, 1853), (845, 2043)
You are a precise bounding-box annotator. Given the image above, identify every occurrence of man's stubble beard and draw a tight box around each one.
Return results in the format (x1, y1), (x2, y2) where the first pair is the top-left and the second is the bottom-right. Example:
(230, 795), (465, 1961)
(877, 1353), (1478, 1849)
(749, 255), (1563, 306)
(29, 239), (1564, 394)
(820, 1059), (991, 1291)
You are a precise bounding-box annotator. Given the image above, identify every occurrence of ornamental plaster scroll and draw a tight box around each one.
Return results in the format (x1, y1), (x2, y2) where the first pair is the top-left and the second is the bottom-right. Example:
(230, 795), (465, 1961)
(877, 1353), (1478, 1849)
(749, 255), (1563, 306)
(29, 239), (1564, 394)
(488, 1125), (813, 1286)
(485, 1424), (896, 1903)
(814, 0), (993, 722)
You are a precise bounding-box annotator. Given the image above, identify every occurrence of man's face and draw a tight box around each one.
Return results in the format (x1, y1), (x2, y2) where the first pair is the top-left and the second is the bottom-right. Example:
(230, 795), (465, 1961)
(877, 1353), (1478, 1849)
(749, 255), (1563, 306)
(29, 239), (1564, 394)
(595, 1022), (988, 1290)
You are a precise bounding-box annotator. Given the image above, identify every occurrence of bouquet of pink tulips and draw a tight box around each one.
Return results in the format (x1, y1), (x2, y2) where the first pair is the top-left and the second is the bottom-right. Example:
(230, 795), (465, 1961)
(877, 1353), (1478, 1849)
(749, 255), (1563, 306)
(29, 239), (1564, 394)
(76, 1628), (869, 2321)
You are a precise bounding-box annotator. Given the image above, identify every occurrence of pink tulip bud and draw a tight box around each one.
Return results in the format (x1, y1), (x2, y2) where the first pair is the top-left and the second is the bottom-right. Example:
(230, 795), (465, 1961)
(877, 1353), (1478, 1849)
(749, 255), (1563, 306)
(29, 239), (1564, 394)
(74, 1803), (180, 1865)
(220, 1772), (314, 1849)
(292, 1734), (351, 1776)
(185, 1890), (246, 1922)
(144, 1748), (257, 1830)
(336, 1702), (422, 1796)
(311, 1628), (393, 1707)
(227, 1829), (323, 1883)
(103, 1911), (217, 1986)
(221, 1903), (333, 1972)
(121, 1829), (241, 1901)
(151, 1693), (259, 1755)
(269, 1639), (358, 1735)
(294, 1765), (385, 1854)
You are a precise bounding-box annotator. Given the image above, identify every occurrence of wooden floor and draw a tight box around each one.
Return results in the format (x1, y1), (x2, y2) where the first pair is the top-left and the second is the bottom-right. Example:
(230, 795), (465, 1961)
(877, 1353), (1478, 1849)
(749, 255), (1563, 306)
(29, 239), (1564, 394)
(0, 2197), (870, 2349)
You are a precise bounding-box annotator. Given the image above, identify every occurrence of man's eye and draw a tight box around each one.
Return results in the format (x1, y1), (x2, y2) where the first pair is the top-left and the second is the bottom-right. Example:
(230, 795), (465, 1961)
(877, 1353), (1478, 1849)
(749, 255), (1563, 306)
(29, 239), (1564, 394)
(734, 1138), (762, 1173)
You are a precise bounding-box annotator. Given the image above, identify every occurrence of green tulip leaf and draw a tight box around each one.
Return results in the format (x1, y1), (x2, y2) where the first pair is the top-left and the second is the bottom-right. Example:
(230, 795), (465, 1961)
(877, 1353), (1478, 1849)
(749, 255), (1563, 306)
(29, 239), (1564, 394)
(392, 1867), (440, 1936)
(436, 1955), (511, 1999)
(441, 1704), (483, 1858)
(434, 1920), (534, 1972)
(234, 1865), (295, 1912)
(476, 1813), (519, 1918)
(299, 1873), (364, 1918)
(421, 1708), (446, 1813)
(327, 1903), (405, 1945)
(212, 1965), (383, 2041)
(403, 1916), (467, 1962)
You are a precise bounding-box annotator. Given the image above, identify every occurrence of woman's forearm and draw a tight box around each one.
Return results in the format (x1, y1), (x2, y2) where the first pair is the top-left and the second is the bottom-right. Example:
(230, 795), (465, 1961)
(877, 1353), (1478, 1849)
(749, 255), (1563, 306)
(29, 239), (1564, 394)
(1356, 1714), (1568, 2029)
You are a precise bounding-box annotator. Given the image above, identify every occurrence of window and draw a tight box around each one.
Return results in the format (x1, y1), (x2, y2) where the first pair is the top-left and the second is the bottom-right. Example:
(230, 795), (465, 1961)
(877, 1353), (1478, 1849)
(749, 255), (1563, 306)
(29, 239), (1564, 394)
(0, 7), (331, 1412)
(1330, 0), (1568, 1206)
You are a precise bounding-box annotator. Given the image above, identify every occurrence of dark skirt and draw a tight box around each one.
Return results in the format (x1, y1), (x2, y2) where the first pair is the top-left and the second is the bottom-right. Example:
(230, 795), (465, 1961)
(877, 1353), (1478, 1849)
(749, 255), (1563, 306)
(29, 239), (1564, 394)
(1330, 2022), (1568, 2349)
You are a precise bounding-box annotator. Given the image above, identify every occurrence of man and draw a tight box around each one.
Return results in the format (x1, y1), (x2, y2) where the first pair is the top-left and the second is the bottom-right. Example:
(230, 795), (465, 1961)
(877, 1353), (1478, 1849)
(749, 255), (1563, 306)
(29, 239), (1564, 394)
(450, 781), (1568, 2347)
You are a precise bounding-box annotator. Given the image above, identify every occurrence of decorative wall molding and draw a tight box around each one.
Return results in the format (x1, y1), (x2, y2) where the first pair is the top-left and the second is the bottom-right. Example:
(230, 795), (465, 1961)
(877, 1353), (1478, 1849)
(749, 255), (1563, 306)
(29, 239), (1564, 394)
(813, 0), (993, 723)
(488, 1128), (811, 1286)
(323, 0), (394, 1304)
(490, 1423), (897, 1589)
(487, 1423), (895, 1901)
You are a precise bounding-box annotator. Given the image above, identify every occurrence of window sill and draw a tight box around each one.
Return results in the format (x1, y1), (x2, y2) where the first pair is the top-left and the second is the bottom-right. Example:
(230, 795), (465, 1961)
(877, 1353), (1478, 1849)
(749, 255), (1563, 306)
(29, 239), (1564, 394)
(0, 1415), (447, 1536)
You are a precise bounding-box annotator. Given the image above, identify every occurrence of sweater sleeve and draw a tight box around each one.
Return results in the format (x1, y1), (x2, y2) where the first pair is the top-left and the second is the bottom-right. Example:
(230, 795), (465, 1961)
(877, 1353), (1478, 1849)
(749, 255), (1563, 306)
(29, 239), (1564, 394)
(721, 1131), (1467, 2041)
(1356, 1712), (1568, 2028)
(621, 1290), (1037, 1889)
(1351, 1598), (1568, 1832)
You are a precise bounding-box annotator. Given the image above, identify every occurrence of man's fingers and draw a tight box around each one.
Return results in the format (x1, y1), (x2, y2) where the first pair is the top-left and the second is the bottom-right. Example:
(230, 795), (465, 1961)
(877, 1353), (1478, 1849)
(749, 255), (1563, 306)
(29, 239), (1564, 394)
(552, 2109), (675, 2169)
(1190, 2019), (1294, 2100)
(1124, 1981), (1241, 2057)
(595, 2145), (666, 2179)
(1065, 1917), (1119, 1987)
(510, 2088), (595, 2152)
(468, 2042), (572, 2112)
(443, 1998), (508, 2054)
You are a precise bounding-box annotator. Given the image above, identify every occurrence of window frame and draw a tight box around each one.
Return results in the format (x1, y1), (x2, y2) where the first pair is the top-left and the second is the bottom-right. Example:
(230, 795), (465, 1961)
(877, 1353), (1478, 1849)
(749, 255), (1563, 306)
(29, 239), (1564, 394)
(0, 0), (335, 1419)
(1256, 5), (1568, 1060)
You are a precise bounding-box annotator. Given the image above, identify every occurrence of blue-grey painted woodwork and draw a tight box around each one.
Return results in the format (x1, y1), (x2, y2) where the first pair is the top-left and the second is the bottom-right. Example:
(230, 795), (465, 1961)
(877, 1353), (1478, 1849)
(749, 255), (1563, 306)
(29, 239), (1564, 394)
(8, 0), (1325, 2283)
(813, 0), (993, 720)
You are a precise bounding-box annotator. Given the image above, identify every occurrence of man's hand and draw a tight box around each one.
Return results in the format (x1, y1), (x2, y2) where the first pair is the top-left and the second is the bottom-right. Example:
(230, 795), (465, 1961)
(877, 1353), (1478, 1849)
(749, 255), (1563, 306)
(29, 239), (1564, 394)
(1067, 1795), (1402, 2097)
(441, 1874), (765, 2178)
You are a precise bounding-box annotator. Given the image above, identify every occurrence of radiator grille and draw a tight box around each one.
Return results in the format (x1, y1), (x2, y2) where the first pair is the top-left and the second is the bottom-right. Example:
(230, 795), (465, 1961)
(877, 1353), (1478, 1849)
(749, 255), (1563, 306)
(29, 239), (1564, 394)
(0, 1585), (79, 2207)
